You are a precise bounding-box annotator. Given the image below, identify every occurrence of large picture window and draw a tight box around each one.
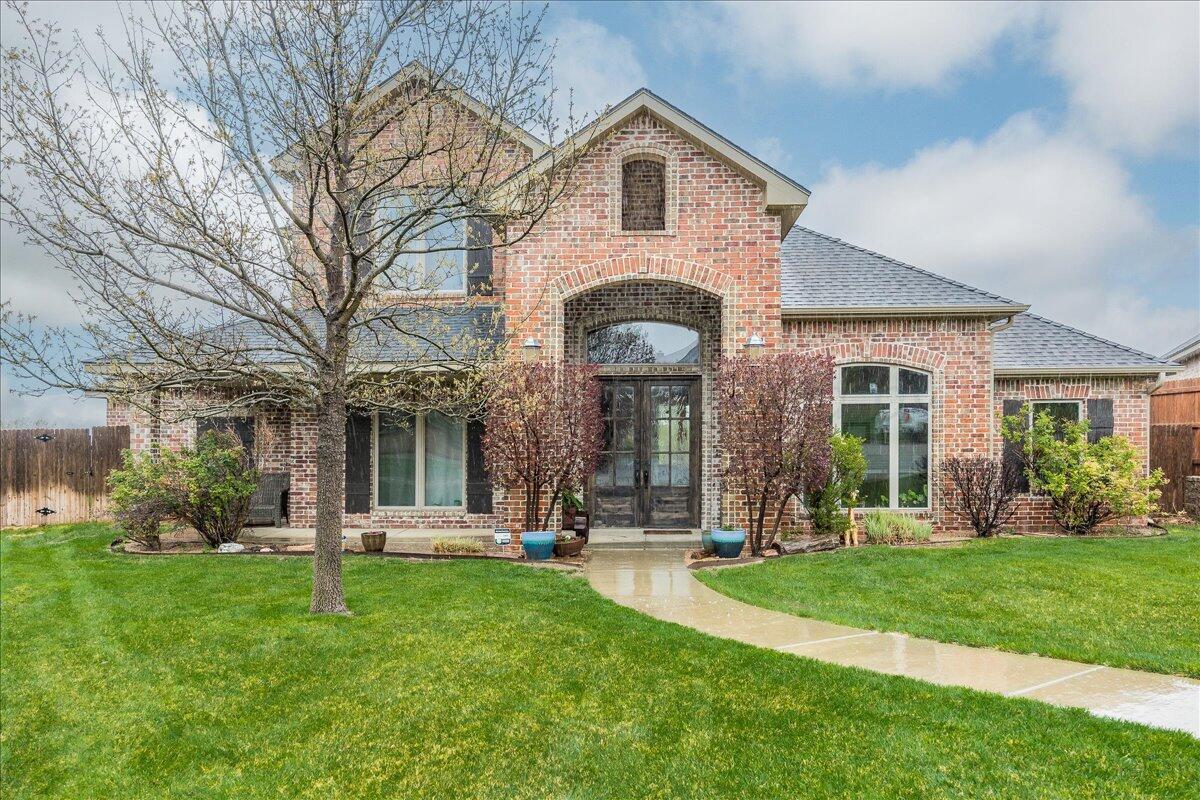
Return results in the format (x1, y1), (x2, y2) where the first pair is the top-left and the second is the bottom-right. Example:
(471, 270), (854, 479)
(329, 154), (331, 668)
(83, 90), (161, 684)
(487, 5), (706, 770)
(834, 364), (930, 509)
(375, 412), (464, 508)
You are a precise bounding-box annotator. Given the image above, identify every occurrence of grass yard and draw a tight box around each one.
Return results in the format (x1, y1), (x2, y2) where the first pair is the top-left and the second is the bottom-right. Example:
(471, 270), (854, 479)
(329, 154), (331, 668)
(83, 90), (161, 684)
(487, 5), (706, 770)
(698, 526), (1200, 679)
(2, 525), (1197, 799)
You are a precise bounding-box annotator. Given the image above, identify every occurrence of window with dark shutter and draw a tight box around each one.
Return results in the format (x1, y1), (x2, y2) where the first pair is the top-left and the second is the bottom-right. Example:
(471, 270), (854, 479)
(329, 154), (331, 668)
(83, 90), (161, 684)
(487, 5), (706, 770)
(197, 416), (255, 453)
(466, 218), (493, 296)
(344, 412), (372, 513)
(1001, 399), (1030, 492)
(1086, 399), (1114, 443)
(465, 419), (493, 514)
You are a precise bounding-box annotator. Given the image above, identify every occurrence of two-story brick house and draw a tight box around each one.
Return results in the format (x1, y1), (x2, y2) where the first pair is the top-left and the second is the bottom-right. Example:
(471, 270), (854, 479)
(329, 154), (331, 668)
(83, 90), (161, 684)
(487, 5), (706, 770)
(108, 84), (1178, 535)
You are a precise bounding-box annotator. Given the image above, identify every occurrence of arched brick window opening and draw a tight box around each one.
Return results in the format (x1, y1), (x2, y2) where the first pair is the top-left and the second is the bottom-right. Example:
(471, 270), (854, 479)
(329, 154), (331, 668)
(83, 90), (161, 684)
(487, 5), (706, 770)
(621, 158), (666, 231)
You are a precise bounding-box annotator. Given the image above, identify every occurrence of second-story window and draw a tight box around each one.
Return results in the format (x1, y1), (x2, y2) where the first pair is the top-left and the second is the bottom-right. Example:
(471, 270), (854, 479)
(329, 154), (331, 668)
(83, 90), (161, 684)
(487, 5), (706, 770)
(621, 158), (666, 231)
(374, 197), (467, 293)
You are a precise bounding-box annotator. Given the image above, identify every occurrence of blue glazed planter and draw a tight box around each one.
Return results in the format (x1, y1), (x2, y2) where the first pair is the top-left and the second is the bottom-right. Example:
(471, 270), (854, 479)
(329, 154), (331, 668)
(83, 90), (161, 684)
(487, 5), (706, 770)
(711, 529), (746, 559)
(700, 530), (714, 553)
(521, 531), (556, 561)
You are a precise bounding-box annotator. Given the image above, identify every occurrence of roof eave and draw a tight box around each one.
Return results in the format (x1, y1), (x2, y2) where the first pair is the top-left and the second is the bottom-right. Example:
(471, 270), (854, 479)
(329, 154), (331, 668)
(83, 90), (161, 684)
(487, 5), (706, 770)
(993, 365), (1175, 377)
(782, 304), (1029, 320)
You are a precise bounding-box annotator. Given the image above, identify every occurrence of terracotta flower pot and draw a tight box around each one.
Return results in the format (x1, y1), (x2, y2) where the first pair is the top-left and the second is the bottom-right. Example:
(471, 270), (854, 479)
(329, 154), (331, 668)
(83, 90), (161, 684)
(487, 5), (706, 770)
(554, 537), (585, 558)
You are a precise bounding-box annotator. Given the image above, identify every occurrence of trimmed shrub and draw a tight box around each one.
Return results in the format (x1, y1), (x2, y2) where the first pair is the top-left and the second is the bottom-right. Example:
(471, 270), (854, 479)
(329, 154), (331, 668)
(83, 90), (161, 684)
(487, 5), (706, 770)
(107, 450), (176, 550)
(862, 510), (932, 544)
(431, 537), (484, 554)
(805, 433), (867, 539)
(167, 431), (259, 546)
(1001, 405), (1164, 534)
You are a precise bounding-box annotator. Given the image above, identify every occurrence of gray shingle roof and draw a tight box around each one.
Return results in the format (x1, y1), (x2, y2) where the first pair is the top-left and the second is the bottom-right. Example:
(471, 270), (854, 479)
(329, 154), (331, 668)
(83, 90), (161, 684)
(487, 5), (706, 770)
(994, 313), (1177, 374)
(1164, 332), (1200, 362)
(200, 303), (504, 365)
(780, 226), (1027, 314)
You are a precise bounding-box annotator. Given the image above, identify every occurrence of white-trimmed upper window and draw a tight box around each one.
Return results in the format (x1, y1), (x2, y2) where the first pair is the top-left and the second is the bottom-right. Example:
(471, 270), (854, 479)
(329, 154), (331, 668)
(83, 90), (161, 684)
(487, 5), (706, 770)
(374, 196), (467, 293)
(375, 412), (465, 508)
(834, 364), (930, 509)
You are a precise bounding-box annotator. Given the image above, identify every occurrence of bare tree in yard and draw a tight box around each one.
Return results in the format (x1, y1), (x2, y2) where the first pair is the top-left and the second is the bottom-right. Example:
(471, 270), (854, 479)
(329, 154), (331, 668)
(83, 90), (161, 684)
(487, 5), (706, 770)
(1, 1), (588, 613)
(715, 353), (834, 556)
(941, 456), (1022, 538)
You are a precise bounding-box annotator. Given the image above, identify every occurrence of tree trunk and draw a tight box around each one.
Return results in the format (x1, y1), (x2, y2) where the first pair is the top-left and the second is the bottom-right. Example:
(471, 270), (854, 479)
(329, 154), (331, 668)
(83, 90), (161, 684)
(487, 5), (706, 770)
(310, 387), (349, 614)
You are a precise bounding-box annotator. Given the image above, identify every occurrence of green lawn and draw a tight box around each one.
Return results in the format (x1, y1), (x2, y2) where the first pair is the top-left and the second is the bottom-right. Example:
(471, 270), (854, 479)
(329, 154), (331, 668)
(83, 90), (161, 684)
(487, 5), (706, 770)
(698, 526), (1200, 678)
(2, 526), (1196, 799)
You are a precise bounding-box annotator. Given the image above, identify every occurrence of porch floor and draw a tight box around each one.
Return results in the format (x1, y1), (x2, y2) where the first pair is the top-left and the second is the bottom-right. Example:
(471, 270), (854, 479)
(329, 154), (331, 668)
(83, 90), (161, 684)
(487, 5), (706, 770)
(239, 526), (701, 550)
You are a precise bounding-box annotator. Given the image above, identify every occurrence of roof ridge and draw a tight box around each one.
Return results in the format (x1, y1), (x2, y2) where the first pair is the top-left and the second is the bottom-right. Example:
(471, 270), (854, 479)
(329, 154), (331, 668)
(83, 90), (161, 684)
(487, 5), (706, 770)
(788, 225), (1024, 306)
(1017, 312), (1171, 364)
(1163, 331), (1200, 360)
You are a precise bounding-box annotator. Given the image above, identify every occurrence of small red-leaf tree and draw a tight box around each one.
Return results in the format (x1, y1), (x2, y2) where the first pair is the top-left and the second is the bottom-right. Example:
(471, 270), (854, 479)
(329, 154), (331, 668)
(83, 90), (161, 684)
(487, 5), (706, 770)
(715, 353), (835, 556)
(482, 360), (604, 533)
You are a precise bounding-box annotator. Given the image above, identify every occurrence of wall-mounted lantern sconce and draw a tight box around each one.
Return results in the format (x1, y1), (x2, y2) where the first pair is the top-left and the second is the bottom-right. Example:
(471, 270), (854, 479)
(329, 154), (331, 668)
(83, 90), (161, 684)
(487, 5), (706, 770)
(521, 337), (542, 362)
(744, 333), (766, 357)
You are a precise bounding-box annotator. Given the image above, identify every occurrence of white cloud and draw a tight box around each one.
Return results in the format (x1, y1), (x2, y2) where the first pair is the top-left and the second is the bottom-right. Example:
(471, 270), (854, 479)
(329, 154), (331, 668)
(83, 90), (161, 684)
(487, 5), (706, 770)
(753, 136), (790, 169)
(802, 112), (1199, 354)
(676, 0), (1033, 90)
(1047, 1), (1200, 155)
(550, 16), (646, 124)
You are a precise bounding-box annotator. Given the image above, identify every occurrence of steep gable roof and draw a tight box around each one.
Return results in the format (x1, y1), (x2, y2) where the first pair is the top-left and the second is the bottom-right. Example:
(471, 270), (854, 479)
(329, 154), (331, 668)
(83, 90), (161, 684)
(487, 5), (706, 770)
(994, 313), (1177, 376)
(780, 226), (1028, 317)
(523, 88), (810, 234)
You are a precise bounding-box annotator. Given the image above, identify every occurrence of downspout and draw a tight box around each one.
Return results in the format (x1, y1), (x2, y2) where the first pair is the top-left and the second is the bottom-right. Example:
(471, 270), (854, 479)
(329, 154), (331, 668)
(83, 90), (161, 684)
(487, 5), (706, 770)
(988, 315), (1016, 333)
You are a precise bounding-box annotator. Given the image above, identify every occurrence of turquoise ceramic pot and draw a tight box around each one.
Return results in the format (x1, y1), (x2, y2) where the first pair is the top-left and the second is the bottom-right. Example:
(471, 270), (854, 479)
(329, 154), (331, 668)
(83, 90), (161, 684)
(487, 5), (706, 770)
(711, 529), (746, 559)
(521, 531), (556, 561)
(700, 530), (714, 553)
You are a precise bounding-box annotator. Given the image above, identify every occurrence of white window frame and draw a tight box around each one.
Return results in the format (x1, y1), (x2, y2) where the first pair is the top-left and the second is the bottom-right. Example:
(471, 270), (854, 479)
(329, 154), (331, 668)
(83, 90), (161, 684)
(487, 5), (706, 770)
(376, 196), (468, 295)
(372, 412), (467, 510)
(1028, 400), (1082, 425)
(833, 364), (931, 510)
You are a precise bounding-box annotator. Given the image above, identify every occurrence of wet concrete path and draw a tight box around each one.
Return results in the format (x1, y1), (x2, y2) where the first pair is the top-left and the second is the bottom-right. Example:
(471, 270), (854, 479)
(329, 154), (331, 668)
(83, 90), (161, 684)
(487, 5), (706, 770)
(584, 548), (1200, 737)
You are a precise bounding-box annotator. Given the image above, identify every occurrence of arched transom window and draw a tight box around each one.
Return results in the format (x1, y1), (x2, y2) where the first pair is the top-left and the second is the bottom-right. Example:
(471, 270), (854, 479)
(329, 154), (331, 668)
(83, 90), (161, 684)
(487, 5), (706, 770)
(587, 322), (700, 365)
(834, 364), (930, 509)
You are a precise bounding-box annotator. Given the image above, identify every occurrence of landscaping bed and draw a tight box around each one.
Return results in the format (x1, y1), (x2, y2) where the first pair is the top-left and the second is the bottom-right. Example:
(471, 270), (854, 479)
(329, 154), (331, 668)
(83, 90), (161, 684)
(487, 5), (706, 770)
(3, 523), (1198, 799)
(698, 524), (1200, 678)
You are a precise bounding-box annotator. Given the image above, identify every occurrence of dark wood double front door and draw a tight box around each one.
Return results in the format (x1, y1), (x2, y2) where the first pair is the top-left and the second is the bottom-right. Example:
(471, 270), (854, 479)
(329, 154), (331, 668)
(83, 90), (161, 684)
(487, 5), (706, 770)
(591, 378), (700, 529)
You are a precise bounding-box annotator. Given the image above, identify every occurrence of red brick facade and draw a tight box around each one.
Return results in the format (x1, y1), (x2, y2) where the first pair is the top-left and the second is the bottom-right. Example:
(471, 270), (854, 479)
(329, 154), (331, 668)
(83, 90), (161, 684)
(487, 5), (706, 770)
(107, 100), (1158, 536)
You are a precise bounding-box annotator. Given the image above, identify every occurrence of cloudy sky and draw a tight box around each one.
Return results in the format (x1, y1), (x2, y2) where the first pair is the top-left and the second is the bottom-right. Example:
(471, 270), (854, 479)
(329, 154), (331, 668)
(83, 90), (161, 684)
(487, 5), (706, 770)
(2, 0), (1198, 427)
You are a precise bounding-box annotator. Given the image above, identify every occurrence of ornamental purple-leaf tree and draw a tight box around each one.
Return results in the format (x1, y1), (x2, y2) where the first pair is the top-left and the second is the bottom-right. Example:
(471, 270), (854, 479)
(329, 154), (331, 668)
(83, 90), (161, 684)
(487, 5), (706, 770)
(715, 353), (834, 556)
(481, 359), (604, 534)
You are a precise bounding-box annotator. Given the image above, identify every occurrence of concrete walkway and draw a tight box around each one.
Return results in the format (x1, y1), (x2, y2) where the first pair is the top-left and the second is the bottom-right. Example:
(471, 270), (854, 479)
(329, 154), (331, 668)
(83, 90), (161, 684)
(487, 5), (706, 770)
(583, 548), (1200, 737)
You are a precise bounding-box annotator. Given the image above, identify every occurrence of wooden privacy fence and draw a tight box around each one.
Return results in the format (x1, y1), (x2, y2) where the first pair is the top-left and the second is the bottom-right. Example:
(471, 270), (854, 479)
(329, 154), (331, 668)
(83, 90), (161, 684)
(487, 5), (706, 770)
(1151, 378), (1200, 424)
(1150, 424), (1200, 512)
(1, 426), (130, 527)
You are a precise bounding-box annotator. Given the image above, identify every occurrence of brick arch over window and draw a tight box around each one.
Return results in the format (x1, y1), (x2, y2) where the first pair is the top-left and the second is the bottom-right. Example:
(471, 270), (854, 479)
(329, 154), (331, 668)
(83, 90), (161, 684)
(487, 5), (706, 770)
(547, 256), (737, 360)
(799, 342), (947, 372)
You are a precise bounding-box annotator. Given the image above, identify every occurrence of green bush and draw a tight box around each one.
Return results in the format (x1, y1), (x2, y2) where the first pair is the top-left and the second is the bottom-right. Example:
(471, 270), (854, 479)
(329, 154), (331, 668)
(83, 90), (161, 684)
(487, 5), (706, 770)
(1001, 405), (1164, 534)
(431, 537), (484, 554)
(107, 450), (176, 550)
(168, 431), (260, 546)
(804, 433), (867, 538)
(861, 510), (932, 544)
(106, 431), (258, 549)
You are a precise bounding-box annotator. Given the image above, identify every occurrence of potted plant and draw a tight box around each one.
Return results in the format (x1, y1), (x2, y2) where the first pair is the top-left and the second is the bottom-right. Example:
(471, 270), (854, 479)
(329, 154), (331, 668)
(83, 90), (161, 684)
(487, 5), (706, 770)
(553, 530), (586, 557)
(561, 487), (583, 531)
(361, 530), (386, 553)
(711, 524), (747, 558)
(481, 360), (604, 562)
(700, 530), (714, 554)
